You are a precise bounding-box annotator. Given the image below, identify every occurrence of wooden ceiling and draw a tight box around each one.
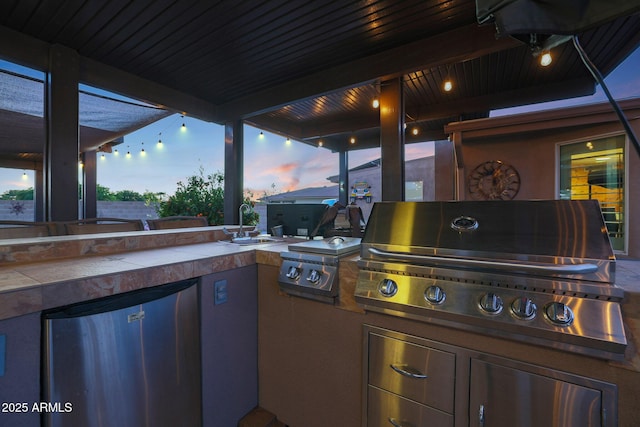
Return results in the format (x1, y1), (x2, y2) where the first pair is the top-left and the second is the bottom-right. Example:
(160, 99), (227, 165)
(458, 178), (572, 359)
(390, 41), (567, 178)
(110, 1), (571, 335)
(1, 0), (639, 154)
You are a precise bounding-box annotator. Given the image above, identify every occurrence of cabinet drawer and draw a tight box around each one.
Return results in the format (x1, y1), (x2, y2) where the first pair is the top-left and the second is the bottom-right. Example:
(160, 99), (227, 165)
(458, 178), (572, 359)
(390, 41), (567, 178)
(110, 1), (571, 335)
(368, 333), (455, 413)
(367, 385), (453, 427)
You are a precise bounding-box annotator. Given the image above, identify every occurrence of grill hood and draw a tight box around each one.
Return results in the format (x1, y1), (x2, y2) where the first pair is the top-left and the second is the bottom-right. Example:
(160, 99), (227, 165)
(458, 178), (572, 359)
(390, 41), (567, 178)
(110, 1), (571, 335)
(360, 200), (615, 283)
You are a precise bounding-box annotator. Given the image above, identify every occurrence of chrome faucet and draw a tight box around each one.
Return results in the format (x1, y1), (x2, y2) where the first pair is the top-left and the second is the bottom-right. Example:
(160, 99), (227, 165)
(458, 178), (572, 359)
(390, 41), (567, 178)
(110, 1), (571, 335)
(238, 203), (250, 238)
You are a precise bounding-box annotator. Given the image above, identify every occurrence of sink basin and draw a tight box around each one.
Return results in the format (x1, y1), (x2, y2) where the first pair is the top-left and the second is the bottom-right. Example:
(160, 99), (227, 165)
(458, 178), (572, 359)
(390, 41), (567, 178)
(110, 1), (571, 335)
(229, 236), (283, 245)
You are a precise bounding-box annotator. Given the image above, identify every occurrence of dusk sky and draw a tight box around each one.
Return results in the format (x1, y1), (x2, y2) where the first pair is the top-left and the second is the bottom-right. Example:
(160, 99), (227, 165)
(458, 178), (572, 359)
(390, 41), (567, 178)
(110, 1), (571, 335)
(1, 45), (639, 198)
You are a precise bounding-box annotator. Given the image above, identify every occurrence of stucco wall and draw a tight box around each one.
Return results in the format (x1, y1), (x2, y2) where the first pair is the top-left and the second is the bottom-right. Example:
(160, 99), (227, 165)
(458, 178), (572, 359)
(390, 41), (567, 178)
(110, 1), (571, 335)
(445, 99), (640, 258)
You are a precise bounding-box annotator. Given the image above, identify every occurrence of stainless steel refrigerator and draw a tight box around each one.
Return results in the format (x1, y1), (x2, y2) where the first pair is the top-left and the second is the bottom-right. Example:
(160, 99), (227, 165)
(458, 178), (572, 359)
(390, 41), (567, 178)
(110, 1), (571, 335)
(42, 278), (201, 427)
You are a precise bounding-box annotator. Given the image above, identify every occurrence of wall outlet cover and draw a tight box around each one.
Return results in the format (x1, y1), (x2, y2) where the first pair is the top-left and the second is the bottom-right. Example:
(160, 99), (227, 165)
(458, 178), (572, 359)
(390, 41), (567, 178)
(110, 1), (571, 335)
(214, 280), (228, 305)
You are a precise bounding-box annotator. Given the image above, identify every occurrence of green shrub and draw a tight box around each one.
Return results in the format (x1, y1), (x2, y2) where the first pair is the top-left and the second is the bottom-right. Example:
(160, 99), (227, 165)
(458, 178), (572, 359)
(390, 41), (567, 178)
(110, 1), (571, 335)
(156, 167), (258, 226)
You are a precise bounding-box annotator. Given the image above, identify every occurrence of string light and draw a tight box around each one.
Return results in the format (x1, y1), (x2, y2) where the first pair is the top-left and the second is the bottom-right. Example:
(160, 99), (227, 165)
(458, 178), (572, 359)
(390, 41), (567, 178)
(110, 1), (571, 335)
(259, 131), (264, 139)
(285, 138), (291, 145)
(22, 171), (27, 180)
(443, 64), (453, 92)
(140, 142), (146, 156)
(157, 132), (163, 147)
(350, 136), (356, 144)
(540, 51), (552, 66)
(372, 98), (379, 108)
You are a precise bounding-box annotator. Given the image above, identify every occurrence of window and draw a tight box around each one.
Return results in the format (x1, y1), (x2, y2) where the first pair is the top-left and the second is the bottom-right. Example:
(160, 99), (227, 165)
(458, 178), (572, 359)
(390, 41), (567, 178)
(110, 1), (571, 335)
(559, 135), (625, 252)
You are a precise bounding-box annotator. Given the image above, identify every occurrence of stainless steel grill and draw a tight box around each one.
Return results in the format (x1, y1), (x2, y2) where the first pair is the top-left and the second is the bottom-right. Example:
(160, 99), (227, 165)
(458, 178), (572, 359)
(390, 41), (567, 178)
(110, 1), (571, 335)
(279, 236), (361, 303)
(354, 200), (627, 360)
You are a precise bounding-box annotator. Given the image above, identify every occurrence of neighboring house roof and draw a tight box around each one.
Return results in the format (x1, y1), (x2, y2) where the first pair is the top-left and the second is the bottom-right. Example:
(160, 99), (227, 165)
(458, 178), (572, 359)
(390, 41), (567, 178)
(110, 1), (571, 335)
(326, 158), (381, 183)
(261, 185), (338, 203)
(327, 156), (432, 183)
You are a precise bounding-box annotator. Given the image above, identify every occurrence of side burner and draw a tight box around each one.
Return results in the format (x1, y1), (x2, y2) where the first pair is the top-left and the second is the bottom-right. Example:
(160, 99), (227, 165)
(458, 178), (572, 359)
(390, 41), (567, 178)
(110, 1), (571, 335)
(279, 236), (361, 303)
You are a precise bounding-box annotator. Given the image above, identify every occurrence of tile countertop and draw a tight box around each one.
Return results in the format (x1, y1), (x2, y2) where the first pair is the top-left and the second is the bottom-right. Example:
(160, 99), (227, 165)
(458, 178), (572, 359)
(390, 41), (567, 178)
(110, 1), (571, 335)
(0, 227), (293, 320)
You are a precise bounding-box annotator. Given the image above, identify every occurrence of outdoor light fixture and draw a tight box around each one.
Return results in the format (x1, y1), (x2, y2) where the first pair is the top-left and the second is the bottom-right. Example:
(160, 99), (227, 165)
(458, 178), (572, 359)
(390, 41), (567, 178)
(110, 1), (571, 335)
(157, 133), (163, 146)
(101, 154), (105, 160)
(443, 65), (453, 92)
(140, 143), (146, 156)
(181, 115), (186, 130)
(22, 171), (27, 179)
(412, 127), (419, 136)
(372, 98), (379, 108)
(540, 51), (552, 66)
(350, 136), (356, 144)
(259, 131), (264, 138)
(286, 138), (291, 144)
(318, 140), (324, 147)
(114, 149), (119, 155)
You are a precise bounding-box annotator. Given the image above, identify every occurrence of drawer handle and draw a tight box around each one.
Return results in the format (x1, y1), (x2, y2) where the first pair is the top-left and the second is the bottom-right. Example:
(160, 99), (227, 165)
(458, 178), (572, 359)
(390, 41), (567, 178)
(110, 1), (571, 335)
(390, 364), (428, 379)
(388, 417), (411, 427)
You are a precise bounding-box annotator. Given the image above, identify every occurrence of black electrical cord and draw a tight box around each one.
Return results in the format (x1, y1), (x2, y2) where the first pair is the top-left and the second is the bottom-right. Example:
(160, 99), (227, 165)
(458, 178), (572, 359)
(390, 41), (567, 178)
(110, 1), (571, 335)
(572, 35), (640, 157)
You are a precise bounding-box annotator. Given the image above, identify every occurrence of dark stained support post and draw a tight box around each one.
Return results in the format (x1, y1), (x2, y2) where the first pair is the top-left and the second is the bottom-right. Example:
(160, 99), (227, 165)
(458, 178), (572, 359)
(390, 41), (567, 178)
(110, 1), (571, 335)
(82, 151), (97, 218)
(224, 120), (244, 225)
(34, 165), (45, 222)
(434, 139), (457, 201)
(338, 150), (349, 206)
(46, 44), (79, 221)
(379, 77), (405, 201)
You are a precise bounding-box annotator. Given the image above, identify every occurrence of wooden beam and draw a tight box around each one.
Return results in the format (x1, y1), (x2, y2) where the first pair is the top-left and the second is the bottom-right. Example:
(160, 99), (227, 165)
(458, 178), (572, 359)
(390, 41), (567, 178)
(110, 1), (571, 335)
(0, 25), (49, 71)
(248, 77), (594, 142)
(216, 23), (521, 121)
(80, 58), (219, 123)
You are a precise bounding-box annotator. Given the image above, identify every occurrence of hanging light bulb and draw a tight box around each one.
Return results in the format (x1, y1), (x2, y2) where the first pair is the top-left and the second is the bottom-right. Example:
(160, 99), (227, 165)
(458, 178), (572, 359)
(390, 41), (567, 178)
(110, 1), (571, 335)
(372, 98), (379, 109)
(140, 142), (146, 156)
(157, 132), (163, 146)
(350, 136), (356, 144)
(114, 149), (119, 155)
(443, 64), (453, 92)
(412, 127), (419, 136)
(100, 154), (105, 160)
(180, 115), (186, 130)
(22, 171), (27, 180)
(318, 140), (324, 147)
(259, 131), (264, 139)
(540, 51), (552, 67)
(286, 138), (291, 145)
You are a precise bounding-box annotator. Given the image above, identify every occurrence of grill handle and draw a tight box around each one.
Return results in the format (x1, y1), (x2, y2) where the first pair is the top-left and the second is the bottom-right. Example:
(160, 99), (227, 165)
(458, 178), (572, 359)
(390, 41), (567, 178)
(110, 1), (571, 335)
(368, 247), (599, 274)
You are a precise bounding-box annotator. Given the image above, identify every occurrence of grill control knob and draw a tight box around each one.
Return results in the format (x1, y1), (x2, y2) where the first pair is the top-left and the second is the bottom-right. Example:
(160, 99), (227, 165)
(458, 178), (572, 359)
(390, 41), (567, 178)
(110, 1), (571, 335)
(306, 269), (322, 284)
(285, 266), (301, 280)
(511, 297), (536, 320)
(378, 279), (398, 297)
(479, 293), (503, 314)
(544, 302), (574, 326)
(424, 285), (446, 305)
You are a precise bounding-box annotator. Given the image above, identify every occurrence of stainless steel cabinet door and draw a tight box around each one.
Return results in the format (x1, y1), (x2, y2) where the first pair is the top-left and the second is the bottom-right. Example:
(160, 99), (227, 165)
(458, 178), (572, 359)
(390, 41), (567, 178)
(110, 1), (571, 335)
(469, 359), (603, 427)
